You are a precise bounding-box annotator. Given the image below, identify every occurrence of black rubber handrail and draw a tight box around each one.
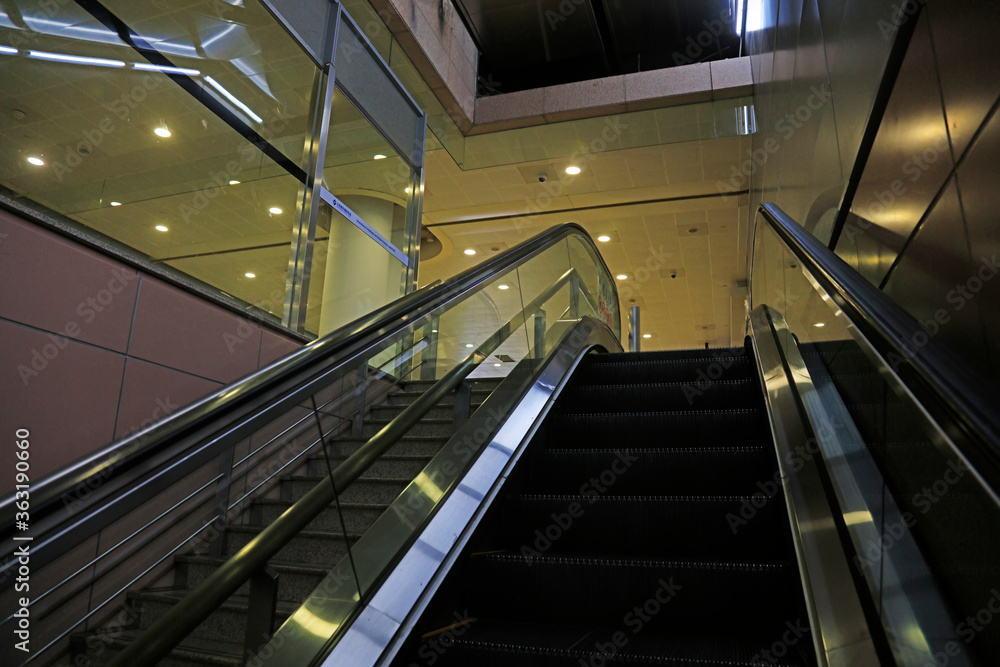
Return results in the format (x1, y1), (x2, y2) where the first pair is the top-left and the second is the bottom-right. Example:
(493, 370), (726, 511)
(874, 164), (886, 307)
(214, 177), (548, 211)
(104, 265), (591, 666)
(757, 203), (1000, 493)
(0, 223), (617, 540)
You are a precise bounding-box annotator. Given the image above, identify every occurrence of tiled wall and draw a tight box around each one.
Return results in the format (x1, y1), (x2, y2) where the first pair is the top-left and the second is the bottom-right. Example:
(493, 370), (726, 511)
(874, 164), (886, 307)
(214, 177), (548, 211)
(0, 209), (303, 493)
(835, 1), (1000, 382)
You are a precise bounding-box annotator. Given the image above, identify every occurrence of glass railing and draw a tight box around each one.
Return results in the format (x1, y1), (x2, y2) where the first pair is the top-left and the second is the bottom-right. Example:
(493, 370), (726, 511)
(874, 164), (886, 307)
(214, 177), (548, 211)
(0, 223), (618, 667)
(0, 0), (424, 337)
(749, 204), (1000, 666)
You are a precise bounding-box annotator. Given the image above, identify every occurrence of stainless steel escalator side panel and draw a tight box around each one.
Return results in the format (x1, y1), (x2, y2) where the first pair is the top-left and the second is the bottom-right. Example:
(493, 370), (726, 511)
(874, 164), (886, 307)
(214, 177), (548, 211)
(748, 305), (880, 667)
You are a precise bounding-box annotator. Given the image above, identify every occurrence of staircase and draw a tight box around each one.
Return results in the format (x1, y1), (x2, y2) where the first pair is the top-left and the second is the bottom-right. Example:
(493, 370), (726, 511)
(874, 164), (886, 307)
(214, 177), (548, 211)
(392, 345), (815, 666)
(69, 377), (501, 666)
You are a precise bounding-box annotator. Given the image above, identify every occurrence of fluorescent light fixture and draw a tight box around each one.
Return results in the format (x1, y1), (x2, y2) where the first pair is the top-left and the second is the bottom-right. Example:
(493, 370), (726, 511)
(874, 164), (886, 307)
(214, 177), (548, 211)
(616, 274), (627, 280)
(0, 46), (17, 55)
(29, 50), (125, 68)
(597, 235), (611, 242)
(229, 180), (240, 185)
(642, 334), (652, 339)
(373, 154), (386, 160)
(814, 322), (825, 328)
(154, 126), (171, 138)
(133, 62), (200, 76)
(204, 76), (263, 124)
(565, 166), (581, 175)
(736, 0), (745, 34)
(498, 284), (510, 290)
(464, 249), (476, 256)
(245, 272), (256, 278)
(269, 206), (282, 215)
(155, 224), (168, 232)
(745, 0), (765, 32)
(110, 201), (122, 206)
(26, 156), (45, 166)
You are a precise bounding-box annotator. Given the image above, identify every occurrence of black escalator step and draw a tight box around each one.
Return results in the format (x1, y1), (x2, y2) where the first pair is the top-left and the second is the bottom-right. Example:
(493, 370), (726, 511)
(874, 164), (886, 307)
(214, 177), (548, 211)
(414, 620), (812, 667)
(499, 494), (789, 559)
(523, 447), (774, 494)
(560, 380), (758, 412)
(586, 348), (746, 364)
(465, 554), (796, 631)
(543, 410), (767, 449)
(574, 355), (753, 385)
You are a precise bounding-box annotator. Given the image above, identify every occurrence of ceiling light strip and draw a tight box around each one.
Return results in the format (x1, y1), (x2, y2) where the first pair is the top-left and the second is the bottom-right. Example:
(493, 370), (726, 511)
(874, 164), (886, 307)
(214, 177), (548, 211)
(318, 187), (410, 267)
(203, 76), (263, 124)
(28, 50), (125, 67)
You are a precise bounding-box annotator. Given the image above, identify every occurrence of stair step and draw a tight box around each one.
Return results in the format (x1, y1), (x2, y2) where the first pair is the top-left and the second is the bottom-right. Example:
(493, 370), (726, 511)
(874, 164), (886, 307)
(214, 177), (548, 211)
(362, 418), (456, 438)
(224, 525), (360, 567)
(522, 447), (775, 495)
(574, 354), (753, 385)
(386, 389), (493, 405)
(306, 453), (431, 479)
(541, 409), (768, 449)
(499, 494), (790, 559)
(587, 348), (746, 364)
(176, 555), (328, 602)
(369, 404), (463, 421)
(413, 619), (812, 667)
(464, 554), (796, 630)
(323, 435), (450, 458)
(70, 631), (244, 666)
(253, 499), (386, 533)
(559, 379), (759, 411)
(131, 589), (296, 644)
(281, 474), (411, 504)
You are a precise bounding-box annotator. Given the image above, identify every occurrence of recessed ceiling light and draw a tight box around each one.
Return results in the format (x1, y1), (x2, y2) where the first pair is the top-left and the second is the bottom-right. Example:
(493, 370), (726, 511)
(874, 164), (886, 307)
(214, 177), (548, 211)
(26, 156), (44, 166)
(405, 187), (412, 193)
(373, 154), (386, 160)
(154, 224), (168, 232)
(464, 248), (476, 256)
(494, 363), (501, 367)
(110, 201), (122, 207)
(616, 274), (627, 280)
(229, 180), (240, 185)
(814, 322), (825, 328)
(269, 206), (282, 215)
(245, 272), (256, 278)
(431, 329), (438, 333)
(642, 334), (652, 339)
(565, 166), (581, 175)
(154, 126), (171, 138)
(498, 284), (509, 290)
(465, 343), (474, 348)
(597, 235), (611, 242)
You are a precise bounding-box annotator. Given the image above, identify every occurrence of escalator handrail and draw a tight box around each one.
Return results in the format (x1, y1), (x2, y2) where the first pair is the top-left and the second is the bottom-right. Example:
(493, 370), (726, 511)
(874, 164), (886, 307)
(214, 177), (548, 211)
(755, 202), (1000, 489)
(103, 266), (590, 667)
(0, 222), (618, 536)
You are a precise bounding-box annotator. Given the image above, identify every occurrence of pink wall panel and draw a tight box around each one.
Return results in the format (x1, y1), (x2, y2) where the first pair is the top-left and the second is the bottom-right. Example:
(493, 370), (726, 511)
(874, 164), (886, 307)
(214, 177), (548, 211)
(259, 328), (305, 368)
(127, 275), (263, 384)
(0, 210), (139, 353)
(0, 319), (125, 493)
(114, 358), (222, 439)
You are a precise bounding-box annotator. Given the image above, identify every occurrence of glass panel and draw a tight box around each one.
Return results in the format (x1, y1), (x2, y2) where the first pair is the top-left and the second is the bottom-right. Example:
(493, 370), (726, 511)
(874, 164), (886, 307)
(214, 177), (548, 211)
(334, 17), (421, 167)
(0, 0), (321, 324)
(750, 217), (1000, 664)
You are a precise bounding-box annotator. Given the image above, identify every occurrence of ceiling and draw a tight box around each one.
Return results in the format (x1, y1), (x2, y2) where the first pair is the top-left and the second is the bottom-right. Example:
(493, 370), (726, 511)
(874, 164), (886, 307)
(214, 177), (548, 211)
(454, 0), (744, 93)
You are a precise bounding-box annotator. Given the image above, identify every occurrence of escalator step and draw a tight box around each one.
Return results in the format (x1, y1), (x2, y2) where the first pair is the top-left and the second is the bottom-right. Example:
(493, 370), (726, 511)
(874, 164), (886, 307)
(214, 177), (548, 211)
(522, 447), (774, 495)
(542, 410), (768, 449)
(413, 619), (812, 667)
(573, 357), (753, 386)
(498, 493), (790, 559)
(464, 554), (796, 631)
(586, 348), (746, 364)
(559, 380), (758, 412)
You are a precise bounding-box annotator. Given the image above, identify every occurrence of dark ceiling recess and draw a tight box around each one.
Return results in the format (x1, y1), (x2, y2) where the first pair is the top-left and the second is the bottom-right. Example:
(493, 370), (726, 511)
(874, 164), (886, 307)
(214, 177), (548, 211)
(452, 0), (745, 96)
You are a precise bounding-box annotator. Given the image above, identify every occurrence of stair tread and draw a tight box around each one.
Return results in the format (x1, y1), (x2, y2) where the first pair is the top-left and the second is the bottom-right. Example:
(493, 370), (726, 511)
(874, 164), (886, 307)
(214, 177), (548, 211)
(175, 554), (331, 576)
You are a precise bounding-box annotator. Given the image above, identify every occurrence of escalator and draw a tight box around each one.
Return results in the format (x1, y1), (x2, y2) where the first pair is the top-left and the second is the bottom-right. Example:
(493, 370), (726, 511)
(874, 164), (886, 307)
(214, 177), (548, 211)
(2, 206), (999, 667)
(390, 346), (814, 666)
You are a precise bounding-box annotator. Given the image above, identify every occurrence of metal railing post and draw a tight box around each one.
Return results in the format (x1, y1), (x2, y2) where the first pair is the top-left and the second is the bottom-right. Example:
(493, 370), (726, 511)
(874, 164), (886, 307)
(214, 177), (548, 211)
(244, 567), (280, 661)
(350, 360), (368, 437)
(420, 316), (439, 380)
(628, 306), (640, 352)
(534, 309), (546, 357)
